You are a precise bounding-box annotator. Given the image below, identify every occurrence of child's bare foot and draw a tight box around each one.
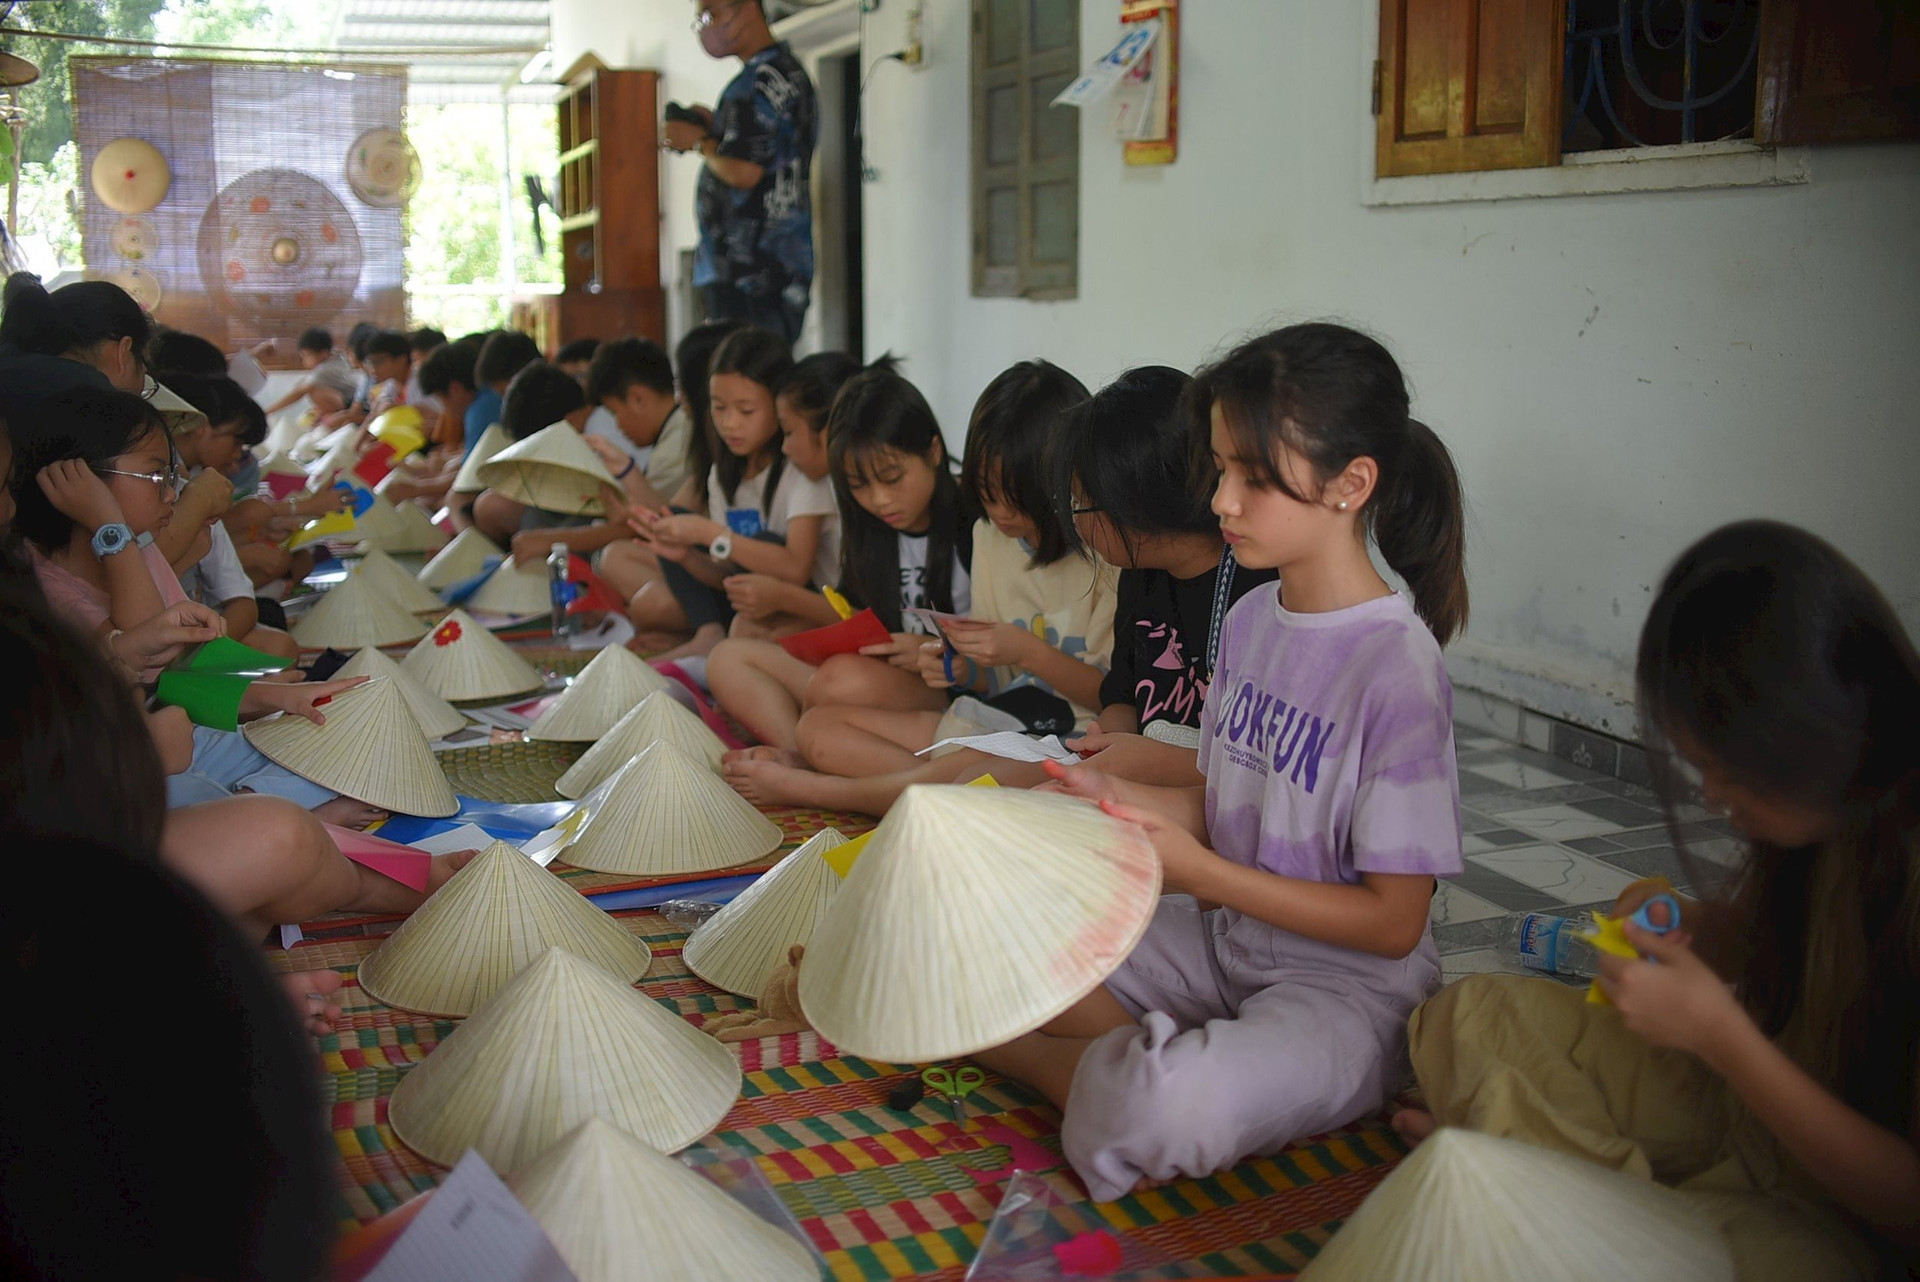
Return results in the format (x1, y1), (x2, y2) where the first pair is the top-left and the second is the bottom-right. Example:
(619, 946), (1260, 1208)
(1390, 1108), (1438, 1146)
(628, 629), (687, 655)
(425, 847), (483, 893)
(282, 968), (345, 1035)
(312, 796), (388, 829)
(1131, 1174), (1177, 1195)
(723, 757), (818, 807)
(721, 744), (806, 769)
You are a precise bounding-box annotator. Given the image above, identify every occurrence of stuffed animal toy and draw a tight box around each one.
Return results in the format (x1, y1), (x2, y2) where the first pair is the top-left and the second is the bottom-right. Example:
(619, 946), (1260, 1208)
(705, 944), (812, 1043)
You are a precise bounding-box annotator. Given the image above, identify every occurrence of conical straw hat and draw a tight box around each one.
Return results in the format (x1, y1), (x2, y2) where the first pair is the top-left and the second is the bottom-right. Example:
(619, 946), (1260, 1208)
(343, 493), (405, 544)
(466, 556), (553, 618)
(508, 1118), (816, 1282)
(361, 497), (448, 554)
(451, 421), (514, 494)
(417, 527), (502, 590)
(304, 437), (359, 491)
(358, 840), (652, 1017)
(242, 676), (458, 817)
(334, 645), (467, 741)
(559, 741), (781, 876)
(555, 690), (725, 798)
(684, 829), (846, 998)
(388, 946), (740, 1169)
(351, 548), (446, 614)
(290, 570), (430, 649)
(260, 449), (306, 478)
(799, 786), (1161, 1062)
(399, 610), (545, 701)
(527, 645), (673, 743)
(475, 423), (619, 516)
(1298, 1128), (1734, 1282)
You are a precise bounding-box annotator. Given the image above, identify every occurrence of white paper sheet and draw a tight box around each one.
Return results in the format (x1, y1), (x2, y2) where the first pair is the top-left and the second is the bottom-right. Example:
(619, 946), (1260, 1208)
(407, 823), (495, 856)
(365, 1150), (574, 1282)
(914, 731), (1079, 764)
(1052, 18), (1161, 107)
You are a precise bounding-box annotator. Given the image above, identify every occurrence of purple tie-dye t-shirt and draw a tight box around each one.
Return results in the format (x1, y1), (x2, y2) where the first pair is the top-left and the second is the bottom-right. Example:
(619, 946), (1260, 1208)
(1199, 587), (1463, 891)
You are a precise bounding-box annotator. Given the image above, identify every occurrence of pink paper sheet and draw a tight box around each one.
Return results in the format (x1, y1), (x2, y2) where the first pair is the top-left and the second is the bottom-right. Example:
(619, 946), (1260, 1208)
(324, 824), (432, 892)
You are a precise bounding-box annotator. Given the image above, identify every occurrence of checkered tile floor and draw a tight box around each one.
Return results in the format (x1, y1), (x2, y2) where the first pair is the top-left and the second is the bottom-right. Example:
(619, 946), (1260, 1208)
(1433, 727), (1739, 982)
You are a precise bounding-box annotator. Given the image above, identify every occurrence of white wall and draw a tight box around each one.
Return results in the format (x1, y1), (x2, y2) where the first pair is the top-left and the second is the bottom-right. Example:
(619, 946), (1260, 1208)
(553, 0), (1920, 739)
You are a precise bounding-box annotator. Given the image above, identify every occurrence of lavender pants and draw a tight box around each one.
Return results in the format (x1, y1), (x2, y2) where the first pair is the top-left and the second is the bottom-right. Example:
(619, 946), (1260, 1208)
(1063, 896), (1441, 1202)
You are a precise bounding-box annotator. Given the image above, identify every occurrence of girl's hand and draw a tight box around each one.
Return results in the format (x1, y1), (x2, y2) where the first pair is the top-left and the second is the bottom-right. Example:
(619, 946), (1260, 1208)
(1065, 723), (1140, 758)
(1594, 925), (1749, 1060)
(1035, 757), (1123, 805)
(649, 514), (719, 547)
(942, 618), (1035, 668)
(241, 674), (370, 726)
(723, 573), (782, 618)
(510, 529), (563, 566)
(859, 632), (927, 672)
(1097, 798), (1217, 896)
(914, 640), (954, 688)
(583, 436), (632, 473)
(37, 460), (127, 535)
(113, 600), (226, 672)
(1611, 877), (1691, 933)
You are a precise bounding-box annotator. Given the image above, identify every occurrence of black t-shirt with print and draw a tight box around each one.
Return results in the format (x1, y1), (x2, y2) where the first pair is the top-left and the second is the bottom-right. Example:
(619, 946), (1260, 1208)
(1097, 556), (1278, 730)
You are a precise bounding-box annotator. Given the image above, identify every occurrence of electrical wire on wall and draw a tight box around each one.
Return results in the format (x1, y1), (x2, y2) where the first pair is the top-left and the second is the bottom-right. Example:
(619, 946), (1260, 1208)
(855, 0), (916, 182)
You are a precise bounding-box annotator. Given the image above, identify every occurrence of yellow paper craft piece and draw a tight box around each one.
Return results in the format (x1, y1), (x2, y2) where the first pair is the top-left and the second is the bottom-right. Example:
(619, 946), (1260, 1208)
(1582, 910), (1637, 1006)
(286, 510), (356, 549)
(966, 775), (1001, 788)
(822, 585), (855, 620)
(822, 829), (871, 879)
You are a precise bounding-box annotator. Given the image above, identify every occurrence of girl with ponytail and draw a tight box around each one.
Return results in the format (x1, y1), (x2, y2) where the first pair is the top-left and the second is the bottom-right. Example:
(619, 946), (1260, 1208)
(978, 323), (1471, 1203)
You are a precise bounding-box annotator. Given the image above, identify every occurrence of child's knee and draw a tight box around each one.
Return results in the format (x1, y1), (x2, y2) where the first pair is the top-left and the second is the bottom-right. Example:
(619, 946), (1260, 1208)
(793, 707), (844, 760)
(628, 582), (679, 629)
(803, 654), (869, 709)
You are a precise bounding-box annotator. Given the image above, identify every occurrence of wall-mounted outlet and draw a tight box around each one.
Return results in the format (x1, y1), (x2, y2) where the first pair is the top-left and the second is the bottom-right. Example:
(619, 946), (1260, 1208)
(901, 4), (924, 65)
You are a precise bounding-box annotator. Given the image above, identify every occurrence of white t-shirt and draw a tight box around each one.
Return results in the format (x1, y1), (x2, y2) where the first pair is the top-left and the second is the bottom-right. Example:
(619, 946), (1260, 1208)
(706, 460), (840, 588)
(897, 529), (971, 633)
(181, 521), (255, 607)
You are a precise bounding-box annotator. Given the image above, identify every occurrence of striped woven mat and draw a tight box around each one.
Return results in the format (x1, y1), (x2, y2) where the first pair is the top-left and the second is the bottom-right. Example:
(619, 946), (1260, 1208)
(278, 913), (1402, 1280)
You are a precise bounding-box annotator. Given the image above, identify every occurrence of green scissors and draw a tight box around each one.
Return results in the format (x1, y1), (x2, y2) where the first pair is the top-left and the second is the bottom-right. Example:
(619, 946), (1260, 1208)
(921, 1065), (986, 1126)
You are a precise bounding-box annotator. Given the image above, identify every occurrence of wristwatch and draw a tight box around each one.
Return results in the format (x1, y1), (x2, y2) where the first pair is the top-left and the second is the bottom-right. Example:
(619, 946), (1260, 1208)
(91, 522), (137, 559)
(708, 532), (734, 561)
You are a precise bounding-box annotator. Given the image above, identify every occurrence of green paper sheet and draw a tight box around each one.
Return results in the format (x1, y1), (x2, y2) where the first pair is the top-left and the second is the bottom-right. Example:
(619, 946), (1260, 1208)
(154, 671), (250, 732)
(180, 635), (291, 677)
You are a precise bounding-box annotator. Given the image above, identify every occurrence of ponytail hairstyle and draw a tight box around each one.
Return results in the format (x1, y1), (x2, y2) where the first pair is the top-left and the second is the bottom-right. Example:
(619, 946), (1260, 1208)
(1192, 323), (1468, 644)
(1054, 365), (1201, 566)
(707, 327), (793, 514)
(827, 358), (965, 631)
(774, 350), (863, 434)
(1636, 520), (1920, 1135)
(961, 359), (1088, 567)
(8, 386), (168, 553)
(1, 274), (152, 367)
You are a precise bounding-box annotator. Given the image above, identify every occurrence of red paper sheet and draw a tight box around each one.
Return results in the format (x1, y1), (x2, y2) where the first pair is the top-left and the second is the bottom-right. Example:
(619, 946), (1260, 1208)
(323, 824), (432, 892)
(777, 608), (890, 666)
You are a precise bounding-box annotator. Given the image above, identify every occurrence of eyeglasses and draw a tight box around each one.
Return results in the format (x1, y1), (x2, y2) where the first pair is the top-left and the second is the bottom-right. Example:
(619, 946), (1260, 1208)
(96, 464), (183, 493)
(691, 1), (741, 32)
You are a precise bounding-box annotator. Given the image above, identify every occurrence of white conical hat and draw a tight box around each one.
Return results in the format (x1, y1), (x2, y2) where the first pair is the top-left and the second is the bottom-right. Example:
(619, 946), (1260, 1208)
(416, 527), (502, 590)
(259, 449), (306, 478)
(554, 691), (725, 798)
(559, 741), (781, 876)
(361, 497), (448, 554)
(388, 946), (740, 1169)
(474, 423), (619, 516)
(289, 571), (430, 649)
(451, 421), (514, 494)
(527, 645), (674, 743)
(1298, 1128), (1734, 1282)
(343, 493), (406, 545)
(358, 840), (652, 1018)
(508, 1118), (816, 1282)
(304, 437), (359, 491)
(466, 556), (553, 618)
(334, 645), (467, 741)
(242, 676), (458, 817)
(799, 786), (1161, 1063)
(351, 548), (447, 614)
(400, 609), (545, 701)
(684, 829), (846, 998)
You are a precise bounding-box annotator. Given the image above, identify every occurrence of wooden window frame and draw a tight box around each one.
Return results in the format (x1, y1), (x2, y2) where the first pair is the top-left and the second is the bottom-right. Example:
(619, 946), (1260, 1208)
(971, 0), (1080, 300)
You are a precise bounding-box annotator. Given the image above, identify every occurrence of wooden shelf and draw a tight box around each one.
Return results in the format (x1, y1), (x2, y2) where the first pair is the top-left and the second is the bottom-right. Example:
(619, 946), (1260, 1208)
(545, 65), (664, 349)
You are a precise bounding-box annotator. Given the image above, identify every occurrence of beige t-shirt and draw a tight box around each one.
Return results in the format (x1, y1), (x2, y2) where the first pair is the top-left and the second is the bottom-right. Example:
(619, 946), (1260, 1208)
(645, 403), (695, 501)
(967, 520), (1118, 727)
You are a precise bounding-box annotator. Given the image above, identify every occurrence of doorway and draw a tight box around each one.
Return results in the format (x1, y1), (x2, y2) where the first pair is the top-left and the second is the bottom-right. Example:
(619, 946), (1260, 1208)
(811, 46), (864, 360)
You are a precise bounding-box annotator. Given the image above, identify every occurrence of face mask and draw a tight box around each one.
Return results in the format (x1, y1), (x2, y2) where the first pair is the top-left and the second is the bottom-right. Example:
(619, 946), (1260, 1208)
(698, 9), (733, 57)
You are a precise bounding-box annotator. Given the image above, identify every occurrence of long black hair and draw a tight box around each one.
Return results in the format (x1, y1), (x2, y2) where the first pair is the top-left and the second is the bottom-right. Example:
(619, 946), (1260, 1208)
(1054, 365), (1202, 567)
(961, 359), (1088, 567)
(674, 320), (743, 510)
(707, 327), (793, 515)
(774, 350), (863, 433)
(1637, 520), (1920, 1134)
(0, 274), (152, 362)
(827, 360), (965, 630)
(1192, 323), (1469, 645)
(8, 386), (168, 552)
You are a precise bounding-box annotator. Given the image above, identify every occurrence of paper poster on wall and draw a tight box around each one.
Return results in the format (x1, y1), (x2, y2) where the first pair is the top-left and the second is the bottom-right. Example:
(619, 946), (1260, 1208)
(1052, 18), (1162, 110)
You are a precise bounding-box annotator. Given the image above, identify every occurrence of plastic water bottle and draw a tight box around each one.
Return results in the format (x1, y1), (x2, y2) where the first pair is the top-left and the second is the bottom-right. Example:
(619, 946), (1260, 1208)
(547, 541), (577, 638)
(1500, 911), (1600, 978)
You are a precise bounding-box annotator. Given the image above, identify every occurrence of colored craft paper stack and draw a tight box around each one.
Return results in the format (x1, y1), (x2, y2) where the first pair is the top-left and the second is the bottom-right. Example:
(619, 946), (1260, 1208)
(507, 1118), (817, 1282)
(684, 828), (846, 998)
(290, 570), (430, 649)
(416, 527), (502, 591)
(450, 421), (513, 495)
(357, 840), (652, 1017)
(527, 645), (673, 743)
(1297, 1128), (1734, 1281)
(242, 676), (459, 817)
(333, 645), (466, 741)
(387, 947), (740, 1170)
(465, 556), (553, 618)
(475, 423), (620, 516)
(799, 786), (1161, 1062)
(350, 548), (447, 614)
(554, 690), (726, 797)
(556, 741), (781, 876)
(152, 636), (292, 732)
(399, 610), (545, 701)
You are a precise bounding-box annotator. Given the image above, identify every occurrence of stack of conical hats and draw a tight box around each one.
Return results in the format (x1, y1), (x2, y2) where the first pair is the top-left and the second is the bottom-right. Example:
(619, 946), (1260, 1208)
(798, 786), (1161, 1062)
(555, 691), (726, 797)
(451, 421), (513, 494)
(508, 1118), (817, 1282)
(475, 423), (619, 515)
(358, 496), (448, 554)
(357, 840), (652, 1017)
(400, 609), (545, 701)
(388, 946), (740, 1170)
(333, 645), (466, 741)
(290, 569), (429, 649)
(556, 741), (781, 876)
(466, 556), (553, 617)
(528, 646), (673, 743)
(242, 676), (458, 817)
(417, 527), (501, 590)
(1298, 1128), (1734, 1281)
(684, 828), (846, 997)
(351, 548), (446, 614)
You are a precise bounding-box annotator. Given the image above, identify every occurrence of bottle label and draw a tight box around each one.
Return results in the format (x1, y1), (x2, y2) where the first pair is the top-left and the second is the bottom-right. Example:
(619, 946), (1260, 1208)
(1514, 913), (1565, 972)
